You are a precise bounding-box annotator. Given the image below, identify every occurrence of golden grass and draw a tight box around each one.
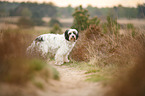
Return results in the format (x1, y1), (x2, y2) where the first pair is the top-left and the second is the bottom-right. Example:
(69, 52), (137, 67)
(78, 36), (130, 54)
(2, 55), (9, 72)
(69, 22), (145, 84)
(106, 43), (145, 96)
(0, 28), (59, 85)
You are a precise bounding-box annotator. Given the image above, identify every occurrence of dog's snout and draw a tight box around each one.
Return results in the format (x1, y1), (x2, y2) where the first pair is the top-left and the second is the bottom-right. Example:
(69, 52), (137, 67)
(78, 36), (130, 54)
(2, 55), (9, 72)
(72, 36), (74, 38)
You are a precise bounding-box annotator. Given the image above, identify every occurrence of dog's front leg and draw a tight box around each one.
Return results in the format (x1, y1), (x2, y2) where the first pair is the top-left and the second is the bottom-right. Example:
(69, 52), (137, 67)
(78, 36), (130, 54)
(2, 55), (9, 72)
(55, 49), (64, 65)
(64, 53), (70, 63)
(55, 54), (64, 65)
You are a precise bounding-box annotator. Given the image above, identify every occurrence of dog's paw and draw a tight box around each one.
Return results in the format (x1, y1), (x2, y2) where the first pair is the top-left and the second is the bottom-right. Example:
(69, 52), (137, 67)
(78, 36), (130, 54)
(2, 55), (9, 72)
(55, 62), (64, 65)
(64, 59), (70, 63)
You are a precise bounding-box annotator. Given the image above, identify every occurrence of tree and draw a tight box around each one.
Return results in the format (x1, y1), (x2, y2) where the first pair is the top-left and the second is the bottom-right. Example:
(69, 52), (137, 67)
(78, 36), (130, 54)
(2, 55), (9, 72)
(138, 4), (145, 18)
(21, 7), (32, 17)
(49, 18), (62, 27)
(71, 5), (100, 32)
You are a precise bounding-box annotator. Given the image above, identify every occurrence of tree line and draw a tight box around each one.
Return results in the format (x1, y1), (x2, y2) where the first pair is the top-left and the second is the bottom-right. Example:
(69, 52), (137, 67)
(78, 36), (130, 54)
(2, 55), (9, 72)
(0, 1), (144, 18)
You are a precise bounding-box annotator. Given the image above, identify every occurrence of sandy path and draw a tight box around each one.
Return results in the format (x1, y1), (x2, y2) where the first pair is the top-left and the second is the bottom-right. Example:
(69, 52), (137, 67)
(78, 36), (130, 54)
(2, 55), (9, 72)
(38, 61), (104, 96)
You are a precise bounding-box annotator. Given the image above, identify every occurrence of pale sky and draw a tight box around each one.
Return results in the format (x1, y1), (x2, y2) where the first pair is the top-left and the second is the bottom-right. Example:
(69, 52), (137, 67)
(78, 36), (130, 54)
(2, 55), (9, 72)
(2, 0), (145, 8)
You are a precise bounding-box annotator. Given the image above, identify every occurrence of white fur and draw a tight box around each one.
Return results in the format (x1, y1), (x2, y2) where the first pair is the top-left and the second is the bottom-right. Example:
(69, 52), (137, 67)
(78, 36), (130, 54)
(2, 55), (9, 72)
(27, 29), (78, 65)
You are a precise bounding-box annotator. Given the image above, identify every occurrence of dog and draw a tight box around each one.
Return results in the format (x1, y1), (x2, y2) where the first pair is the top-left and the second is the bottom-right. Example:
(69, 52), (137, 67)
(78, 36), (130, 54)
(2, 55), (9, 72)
(27, 29), (79, 65)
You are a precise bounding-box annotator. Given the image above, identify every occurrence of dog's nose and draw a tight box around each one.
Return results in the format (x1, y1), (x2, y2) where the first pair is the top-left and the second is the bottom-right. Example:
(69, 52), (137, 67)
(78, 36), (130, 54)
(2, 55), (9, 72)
(72, 36), (74, 38)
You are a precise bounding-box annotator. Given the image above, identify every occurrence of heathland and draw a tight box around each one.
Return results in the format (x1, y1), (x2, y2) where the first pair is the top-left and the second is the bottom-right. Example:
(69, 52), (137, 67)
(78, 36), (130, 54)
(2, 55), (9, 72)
(0, 1), (145, 96)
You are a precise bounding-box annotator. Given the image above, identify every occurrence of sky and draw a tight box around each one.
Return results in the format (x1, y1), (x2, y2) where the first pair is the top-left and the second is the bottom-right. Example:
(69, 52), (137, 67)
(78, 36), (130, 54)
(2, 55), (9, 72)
(2, 0), (145, 8)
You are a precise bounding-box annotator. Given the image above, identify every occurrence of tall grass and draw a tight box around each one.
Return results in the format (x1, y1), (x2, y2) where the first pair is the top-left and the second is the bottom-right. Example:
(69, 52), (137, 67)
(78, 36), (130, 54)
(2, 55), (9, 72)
(106, 37), (145, 96)
(0, 29), (59, 85)
(71, 23), (144, 66)
(70, 17), (145, 84)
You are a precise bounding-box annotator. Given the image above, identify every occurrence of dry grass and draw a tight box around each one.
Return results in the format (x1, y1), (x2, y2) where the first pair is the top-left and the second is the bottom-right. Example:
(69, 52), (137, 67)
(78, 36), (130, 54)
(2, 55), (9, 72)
(70, 23), (145, 84)
(71, 23), (144, 65)
(106, 38), (145, 96)
(0, 28), (59, 85)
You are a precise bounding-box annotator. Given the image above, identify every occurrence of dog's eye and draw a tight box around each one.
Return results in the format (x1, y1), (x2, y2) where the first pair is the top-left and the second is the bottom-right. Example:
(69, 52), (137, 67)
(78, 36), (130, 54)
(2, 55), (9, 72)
(69, 33), (71, 35)
(73, 32), (76, 35)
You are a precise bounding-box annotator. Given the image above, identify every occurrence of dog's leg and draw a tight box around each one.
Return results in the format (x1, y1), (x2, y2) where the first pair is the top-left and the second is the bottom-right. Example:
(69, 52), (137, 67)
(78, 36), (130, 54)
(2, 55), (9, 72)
(64, 53), (70, 63)
(39, 43), (48, 58)
(55, 49), (65, 65)
(55, 54), (64, 65)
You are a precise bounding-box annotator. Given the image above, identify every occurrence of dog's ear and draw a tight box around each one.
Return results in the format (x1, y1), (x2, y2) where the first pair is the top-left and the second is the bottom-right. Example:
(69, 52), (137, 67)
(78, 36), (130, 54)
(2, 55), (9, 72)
(76, 33), (79, 40)
(73, 29), (79, 40)
(65, 29), (69, 41)
(35, 36), (44, 42)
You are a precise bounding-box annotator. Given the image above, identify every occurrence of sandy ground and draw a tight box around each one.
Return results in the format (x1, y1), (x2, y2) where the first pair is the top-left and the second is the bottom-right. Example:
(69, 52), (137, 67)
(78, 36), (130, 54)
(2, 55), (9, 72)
(36, 61), (104, 96)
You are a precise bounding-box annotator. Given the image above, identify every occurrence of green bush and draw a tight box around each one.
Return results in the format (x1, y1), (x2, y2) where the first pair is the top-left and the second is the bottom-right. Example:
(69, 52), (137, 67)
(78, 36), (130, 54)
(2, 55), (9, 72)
(49, 18), (62, 27)
(32, 17), (45, 26)
(71, 5), (100, 31)
(102, 16), (120, 35)
(50, 24), (62, 34)
(127, 23), (136, 37)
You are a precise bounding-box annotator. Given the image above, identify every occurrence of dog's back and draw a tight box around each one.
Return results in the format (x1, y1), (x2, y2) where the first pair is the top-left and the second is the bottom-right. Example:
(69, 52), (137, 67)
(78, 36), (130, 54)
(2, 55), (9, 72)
(26, 34), (65, 56)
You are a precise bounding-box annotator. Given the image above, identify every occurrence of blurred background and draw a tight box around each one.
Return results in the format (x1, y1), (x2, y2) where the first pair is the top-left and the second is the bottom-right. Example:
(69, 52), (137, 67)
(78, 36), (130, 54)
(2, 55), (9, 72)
(0, 0), (145, 96)
(0, 0), (145, 30)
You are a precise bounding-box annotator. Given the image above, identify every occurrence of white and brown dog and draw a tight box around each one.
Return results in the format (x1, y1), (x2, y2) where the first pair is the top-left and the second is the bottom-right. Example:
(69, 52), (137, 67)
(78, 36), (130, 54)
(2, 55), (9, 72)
(27, 29), (79, 65)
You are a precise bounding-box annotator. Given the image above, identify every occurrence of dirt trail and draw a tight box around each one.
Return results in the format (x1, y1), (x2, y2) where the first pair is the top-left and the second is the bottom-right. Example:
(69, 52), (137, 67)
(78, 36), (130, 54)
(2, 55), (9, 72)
(38, 61), (104, 96)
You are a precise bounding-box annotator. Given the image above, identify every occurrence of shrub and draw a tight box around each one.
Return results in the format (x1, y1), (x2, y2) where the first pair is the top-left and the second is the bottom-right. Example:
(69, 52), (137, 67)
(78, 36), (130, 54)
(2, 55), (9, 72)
(32, 17), (45, 26)
(127, 23), (136, 37)
(70, 25), (102, 61)
(50, 23), (62, 34)
(102, 16), (120, 35)
(71, 5), (100, 31)
(71, 16), (144, 68)
(49, 18), (62, 27)
(17, 17), (34, 28)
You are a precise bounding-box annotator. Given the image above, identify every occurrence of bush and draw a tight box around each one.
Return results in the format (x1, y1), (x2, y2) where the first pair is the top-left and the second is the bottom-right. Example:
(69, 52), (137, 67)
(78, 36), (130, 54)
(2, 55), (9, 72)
(102, 16), (120, 35)
(127, 23), (136, 37)
(70, 25), (102, 61)
(49, 18), (62, 27)
(71, 5), (100, 31)
(32, 17), (45, 26)
(17, 17), (34, 28)
(70, 16), (144, 68)
(50, 24), (62, 34)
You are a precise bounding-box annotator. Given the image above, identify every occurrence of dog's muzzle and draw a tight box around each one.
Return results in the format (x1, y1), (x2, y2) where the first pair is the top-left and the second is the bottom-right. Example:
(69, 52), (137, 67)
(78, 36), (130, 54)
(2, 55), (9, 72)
(69, 35), (76, 42)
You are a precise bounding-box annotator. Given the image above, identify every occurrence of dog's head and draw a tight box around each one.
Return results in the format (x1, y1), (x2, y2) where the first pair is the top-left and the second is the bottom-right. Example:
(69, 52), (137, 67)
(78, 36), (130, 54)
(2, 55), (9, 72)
(64, 29), (79, 42)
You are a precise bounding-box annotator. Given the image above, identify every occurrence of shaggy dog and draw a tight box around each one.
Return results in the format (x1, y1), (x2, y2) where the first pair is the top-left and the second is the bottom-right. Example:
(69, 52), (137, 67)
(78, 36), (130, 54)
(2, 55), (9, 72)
(27, 29), (79, 65)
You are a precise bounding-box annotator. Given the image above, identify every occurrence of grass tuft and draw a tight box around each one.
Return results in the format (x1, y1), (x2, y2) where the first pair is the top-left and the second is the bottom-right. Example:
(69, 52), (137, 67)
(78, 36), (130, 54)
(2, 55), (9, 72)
(33, 81), (44, 90)
(85, 69), (100, 74)
(86, 74), (106, 82)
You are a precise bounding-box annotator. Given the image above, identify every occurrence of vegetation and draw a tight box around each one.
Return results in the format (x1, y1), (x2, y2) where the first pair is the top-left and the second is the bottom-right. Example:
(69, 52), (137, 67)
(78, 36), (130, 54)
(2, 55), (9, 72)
(49, 18), (62, 27)
(0, 29), (59, 85)
(71, 5), (100, 31)
(17, 17), (34, 28)
(70, 6), (145, 87)
(50, 24), (62, 34)
(0, 1), (145, 96)
(0, 1), (144, 19)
